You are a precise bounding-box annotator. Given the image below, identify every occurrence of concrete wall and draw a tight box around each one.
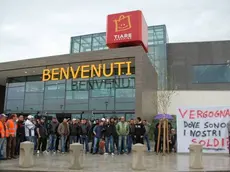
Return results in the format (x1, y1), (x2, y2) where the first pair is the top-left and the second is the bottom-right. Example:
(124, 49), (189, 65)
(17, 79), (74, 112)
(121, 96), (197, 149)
(167, 41), (230, 90)
(135, 50), (158, 121)
(164, 91), (230, 115)
(0, 85), (5, 113)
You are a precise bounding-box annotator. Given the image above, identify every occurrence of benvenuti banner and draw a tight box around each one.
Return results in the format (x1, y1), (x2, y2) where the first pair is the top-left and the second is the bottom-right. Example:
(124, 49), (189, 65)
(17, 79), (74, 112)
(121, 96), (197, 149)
(42, 61), (132, 81)
(177, 106), (230, 153)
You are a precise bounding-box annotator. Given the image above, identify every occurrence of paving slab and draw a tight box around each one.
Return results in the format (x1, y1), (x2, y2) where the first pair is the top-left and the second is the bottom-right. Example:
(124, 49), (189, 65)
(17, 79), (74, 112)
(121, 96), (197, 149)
(0, 152), (229, 172)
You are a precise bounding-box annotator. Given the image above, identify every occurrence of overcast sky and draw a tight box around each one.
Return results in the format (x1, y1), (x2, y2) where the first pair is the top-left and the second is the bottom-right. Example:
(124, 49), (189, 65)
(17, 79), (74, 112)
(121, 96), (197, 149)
(0, 0), (229, 62)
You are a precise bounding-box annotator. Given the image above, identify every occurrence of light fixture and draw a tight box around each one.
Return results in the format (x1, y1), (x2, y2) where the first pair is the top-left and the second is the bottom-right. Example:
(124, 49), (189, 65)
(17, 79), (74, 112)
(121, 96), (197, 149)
(24, 71), (27, 74)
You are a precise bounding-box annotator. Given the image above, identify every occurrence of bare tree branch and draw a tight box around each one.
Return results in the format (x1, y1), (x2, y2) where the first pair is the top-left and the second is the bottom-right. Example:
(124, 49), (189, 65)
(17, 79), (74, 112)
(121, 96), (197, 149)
(153, 66), (178, 114)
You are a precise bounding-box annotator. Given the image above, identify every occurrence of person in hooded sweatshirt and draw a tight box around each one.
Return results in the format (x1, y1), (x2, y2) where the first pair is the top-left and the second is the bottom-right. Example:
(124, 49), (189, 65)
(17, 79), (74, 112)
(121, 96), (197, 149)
(134, 117), (146, 144)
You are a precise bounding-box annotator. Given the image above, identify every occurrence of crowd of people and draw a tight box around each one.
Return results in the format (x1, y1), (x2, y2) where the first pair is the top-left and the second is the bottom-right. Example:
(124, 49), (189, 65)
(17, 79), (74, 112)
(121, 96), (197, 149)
(0, 113), (177, 160)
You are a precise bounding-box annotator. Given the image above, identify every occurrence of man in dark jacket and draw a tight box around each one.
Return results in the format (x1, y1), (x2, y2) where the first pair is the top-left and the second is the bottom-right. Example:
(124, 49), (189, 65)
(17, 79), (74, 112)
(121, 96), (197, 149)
(48, 117), (59, 153)
(104, 118), (116, 155)
(134, 117), (146, 144)
(69, 119), (80, 144)
(80, 119), (90, 153)
(93, 121), (104, 154)
(127, 119), (135, 153)
(16, 115), (25, 155)
(36, 118), (48, 154)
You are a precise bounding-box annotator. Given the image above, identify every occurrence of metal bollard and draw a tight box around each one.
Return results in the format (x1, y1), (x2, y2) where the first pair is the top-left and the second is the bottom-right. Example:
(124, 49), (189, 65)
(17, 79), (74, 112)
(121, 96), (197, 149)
(69, 143), (83, 170)
(189, 143), (203, 169)
(19, 141), (35, 168)
(132, 143), (146, 170)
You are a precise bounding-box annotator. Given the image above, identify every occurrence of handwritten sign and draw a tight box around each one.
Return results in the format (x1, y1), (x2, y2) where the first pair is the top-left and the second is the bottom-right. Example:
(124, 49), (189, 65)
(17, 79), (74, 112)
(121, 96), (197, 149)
(177, 106), (230, 153)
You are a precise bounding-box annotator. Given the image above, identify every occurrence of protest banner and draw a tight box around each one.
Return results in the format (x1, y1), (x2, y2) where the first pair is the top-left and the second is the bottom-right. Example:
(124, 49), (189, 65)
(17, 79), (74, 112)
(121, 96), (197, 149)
(177, 106), (230, 153)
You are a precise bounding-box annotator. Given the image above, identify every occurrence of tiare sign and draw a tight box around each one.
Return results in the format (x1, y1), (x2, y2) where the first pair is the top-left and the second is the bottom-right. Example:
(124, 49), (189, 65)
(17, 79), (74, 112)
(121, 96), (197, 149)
(42, 61), (132, 81)
(106, 10), (148, 53)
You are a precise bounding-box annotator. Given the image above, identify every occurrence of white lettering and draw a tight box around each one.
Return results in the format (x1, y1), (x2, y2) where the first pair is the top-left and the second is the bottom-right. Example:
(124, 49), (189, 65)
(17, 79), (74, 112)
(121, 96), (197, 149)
(114, 33), (132, 41)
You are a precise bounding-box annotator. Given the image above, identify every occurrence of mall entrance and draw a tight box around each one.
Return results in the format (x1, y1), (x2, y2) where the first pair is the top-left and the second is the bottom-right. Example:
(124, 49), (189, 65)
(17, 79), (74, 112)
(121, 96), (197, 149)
(54, 111), (135, 122)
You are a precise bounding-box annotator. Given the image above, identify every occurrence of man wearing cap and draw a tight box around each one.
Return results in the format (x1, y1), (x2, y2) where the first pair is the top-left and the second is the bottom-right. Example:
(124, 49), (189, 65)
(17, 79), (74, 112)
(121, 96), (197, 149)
(0, 114), (8, 160)
(25, 115), (36, 151)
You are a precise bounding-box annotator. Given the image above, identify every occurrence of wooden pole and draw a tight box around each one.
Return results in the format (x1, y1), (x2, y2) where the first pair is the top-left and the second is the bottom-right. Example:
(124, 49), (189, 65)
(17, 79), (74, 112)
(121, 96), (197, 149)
(163, 119), (166, 155)
(156, 120), (161, 154)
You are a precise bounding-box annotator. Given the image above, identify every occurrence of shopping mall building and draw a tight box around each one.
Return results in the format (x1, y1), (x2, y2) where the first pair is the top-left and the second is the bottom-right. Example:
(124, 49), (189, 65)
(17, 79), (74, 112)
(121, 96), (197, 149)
(0, 11), (230, 121)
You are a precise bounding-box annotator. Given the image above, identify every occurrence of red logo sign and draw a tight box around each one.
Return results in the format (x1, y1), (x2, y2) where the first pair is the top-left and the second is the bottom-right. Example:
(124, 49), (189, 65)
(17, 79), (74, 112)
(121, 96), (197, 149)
(106, 10), (148, 53)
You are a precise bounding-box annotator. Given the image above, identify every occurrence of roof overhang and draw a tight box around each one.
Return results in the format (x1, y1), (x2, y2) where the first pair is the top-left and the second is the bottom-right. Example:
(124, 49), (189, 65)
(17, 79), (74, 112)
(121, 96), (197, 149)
(0, 46), (146, 85)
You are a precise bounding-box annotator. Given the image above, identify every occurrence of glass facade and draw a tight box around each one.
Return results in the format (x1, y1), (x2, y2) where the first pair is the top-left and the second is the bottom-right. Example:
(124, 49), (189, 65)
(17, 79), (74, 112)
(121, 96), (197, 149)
(4, 60), (136, 120)
(193, 64), (230, 83)
(70, 25), (168, 89)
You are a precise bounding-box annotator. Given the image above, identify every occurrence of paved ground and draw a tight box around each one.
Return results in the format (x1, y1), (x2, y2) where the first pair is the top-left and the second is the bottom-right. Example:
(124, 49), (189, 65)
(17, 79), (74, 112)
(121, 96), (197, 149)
(0, 152), (229, 172)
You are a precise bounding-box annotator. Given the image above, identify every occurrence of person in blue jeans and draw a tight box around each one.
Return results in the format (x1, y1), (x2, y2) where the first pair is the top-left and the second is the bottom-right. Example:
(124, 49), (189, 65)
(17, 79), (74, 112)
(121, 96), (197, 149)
(104, 118), (116, 155)
(69, 119), (80, 144)
(116, 117), (129, 154)
(47, 117), (59, 153)
(93, 121), (104, 154)
(79, 119), (90, 153)
(58, 119), (69, 153)
(127, 119), (135, 153)
(143, 120), (151, 152)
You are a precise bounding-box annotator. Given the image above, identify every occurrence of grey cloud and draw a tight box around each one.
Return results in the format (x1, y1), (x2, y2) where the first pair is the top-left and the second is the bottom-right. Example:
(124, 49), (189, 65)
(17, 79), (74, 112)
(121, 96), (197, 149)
(0, 0), (229, 62)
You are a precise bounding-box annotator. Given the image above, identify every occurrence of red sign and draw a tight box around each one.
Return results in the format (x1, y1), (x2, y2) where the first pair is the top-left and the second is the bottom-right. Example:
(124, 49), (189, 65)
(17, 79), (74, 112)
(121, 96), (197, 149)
(106, 10), (148, 53)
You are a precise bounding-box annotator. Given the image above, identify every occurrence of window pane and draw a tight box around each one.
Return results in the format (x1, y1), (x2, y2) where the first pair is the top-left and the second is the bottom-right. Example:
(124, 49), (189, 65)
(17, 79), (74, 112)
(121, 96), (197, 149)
(24, 105), (43, 111)
(66, 91), (88, 100)
(90, 89), (114, 97)
(24, 92), (43, 105)
(6, 99), (24, 111)
(26, 81), (44, 92)
(89, 97), (114, 110)
(44, 99), (65, 111)
(193, 65), (230, 83)
(92, 33), (106, 51)
(8, 82), (25, 87)
(7, 86), (25, 99)
(66, 103), (88, 111)
(45, 84), (65, 99)
(80, 35), (92, 52)
(116, 89), (135, 102)
(115, 102), (135, 110)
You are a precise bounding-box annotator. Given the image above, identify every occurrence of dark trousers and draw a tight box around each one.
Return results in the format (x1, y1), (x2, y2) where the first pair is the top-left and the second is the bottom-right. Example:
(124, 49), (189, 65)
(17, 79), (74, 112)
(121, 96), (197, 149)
(56, 136), (59, 151)
(38, 137), (47, 152)
(135, 135), (144, 144)
(15, 136), (25, 155)
(7, 136), (16, 158)
(154, 140), (158, 152)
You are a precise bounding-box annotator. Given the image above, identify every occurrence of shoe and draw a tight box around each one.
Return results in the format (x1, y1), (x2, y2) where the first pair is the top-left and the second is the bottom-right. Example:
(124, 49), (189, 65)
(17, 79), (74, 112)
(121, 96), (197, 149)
(53, 151), (56, 154)
(43, 150), (48, 154)
(12, 156), (17, 159)
(61, 152), (65, 154)
(111, 153), (115, 156)
(37, 150), (40, 154)
(104, 153), (108, 155)
(7, 157), (11, 159)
